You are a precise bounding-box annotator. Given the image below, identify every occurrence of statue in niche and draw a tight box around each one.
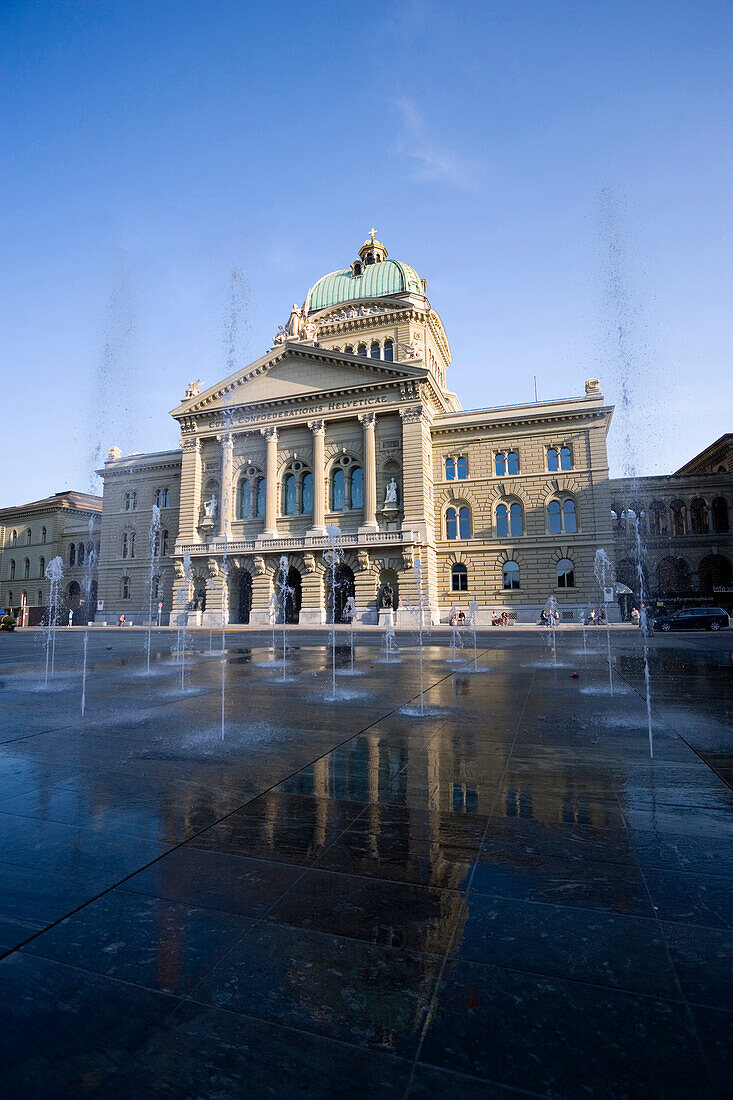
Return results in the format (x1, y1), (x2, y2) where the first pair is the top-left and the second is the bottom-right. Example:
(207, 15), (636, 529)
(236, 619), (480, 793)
(380, 583), (394, 610)
(384, 478), (398, 505)
(203, 493), (218, 519)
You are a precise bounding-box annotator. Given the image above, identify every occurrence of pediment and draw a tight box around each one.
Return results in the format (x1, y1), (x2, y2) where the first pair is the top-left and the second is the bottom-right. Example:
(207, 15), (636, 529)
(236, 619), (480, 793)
(171, 342), (428, 418)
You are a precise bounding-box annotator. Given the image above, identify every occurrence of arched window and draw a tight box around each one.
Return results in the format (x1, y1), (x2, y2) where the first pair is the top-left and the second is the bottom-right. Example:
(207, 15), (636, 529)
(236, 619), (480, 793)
(11, 530), (17, 546)
(548, 500), (562, 534)
(451, 563), (468, 592)
(456, 456), (468, 480)
(370, 341), (380, 359)
(331, 468), (345, 511)
(459, 506), (471, 539)
(77, 543), (85, 566)
(69, 543), (76, 566)
(155, 488), (161, 508)
(495, 452), (506, 476)
(129, 532), (136, 558)
(560, 446), (573, 471)
(283, 474), (296, 515)
(9, 560), (15, 580)
(38, 557), (45, 577)
(37, 590), (42, 605)
(383, 339), (394, 362)
(563, 499), (577, 533)
(690, 499), (709, 535)
(350, 467), (363, 509)
(503, 561), (520, 590)
(547, 448), (559, 472)
(344, 345), (354, 354)
(496, 504), (508, 538)
(506, 451), (519, 475)
(163, 487), (169, 507)
(357, 344), (367, 357)
(122, 533), (128, 559)
(256, 477), (266, 517)
(446, 508), (457, 540)
(41, 527), (46, 543)
(496, 502), (523, 537)
(122, 576), (131, 599)
(161, 531), (169, 556)
(712, 497), (729, 534)
(557, 558), (575, 588)
(670, 500), (687, 536)
(445, 457), (456, 481)
(26, 529), (32, 545)
(353, 262), (362, 276)
(24, 559), (30, 579)
(237, 478), (251, 519)
(302, 473), (313, 514)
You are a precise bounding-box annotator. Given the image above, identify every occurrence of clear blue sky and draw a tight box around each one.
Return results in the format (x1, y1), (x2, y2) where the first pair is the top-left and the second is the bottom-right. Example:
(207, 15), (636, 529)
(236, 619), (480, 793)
(1, 0), (731, 502)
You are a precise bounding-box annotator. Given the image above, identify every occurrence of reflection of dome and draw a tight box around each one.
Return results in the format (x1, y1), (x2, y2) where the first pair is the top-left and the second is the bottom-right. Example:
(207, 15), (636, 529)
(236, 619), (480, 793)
(305, 232), (425, 313)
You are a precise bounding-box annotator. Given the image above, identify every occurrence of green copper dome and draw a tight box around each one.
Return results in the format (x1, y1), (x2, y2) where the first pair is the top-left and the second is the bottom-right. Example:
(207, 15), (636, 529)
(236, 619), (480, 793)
(304, 235), (424, 313)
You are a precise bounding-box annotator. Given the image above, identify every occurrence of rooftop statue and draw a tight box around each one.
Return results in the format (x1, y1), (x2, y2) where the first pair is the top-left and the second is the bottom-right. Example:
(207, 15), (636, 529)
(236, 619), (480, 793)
(285, 303), (303, 339)
(184, 379), (201, 398)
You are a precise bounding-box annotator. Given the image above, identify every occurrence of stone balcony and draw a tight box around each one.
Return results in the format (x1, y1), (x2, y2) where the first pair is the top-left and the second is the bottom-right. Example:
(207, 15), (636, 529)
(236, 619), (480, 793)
(177, 529), (418, 557)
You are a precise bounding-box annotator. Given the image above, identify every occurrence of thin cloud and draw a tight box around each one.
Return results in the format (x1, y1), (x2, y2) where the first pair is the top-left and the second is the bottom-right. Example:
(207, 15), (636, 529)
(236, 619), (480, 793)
(392, 97), (481, 191)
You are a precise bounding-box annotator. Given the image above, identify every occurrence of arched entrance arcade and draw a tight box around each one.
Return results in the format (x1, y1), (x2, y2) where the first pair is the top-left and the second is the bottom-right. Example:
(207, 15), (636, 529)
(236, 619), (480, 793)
(325, 563), (355, 624)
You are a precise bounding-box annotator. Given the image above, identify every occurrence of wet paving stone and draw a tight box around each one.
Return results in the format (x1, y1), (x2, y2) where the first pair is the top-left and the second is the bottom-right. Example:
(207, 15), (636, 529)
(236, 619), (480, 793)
(0, 632), (730, 1096)
(22, 890), (254, 995)
(0, 952), (181, 1098)
(267, 867), (464, 953)
(194, 920), (441, 1056)
(120, 846), (303, 918)
(94, 1000), (413, 1099)
(453, 894), (678, 996)
(419, 959), (711, 1096)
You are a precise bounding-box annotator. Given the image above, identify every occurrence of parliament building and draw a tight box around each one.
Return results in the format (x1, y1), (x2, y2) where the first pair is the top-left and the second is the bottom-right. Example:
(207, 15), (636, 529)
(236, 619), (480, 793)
(95, 232), (618, 626)
(2, 234), (730, 625)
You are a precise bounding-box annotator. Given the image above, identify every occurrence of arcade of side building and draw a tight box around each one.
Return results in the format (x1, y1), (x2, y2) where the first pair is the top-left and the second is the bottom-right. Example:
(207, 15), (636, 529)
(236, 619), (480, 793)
(1, 236), (731, 625)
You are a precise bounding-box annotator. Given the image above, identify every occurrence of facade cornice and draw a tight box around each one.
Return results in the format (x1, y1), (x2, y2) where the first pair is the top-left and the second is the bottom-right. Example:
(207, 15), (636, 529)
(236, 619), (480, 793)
(98, 455), (183, 479)
(431, 405), (612, 437)
(0, 501), (101, 520)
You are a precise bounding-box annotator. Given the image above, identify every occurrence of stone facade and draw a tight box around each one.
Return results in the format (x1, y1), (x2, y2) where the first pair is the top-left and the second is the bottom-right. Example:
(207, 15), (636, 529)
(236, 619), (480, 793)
(95, 235), (620, 625)
(609, 435), (733, 613)
(0, 491), (101, 622)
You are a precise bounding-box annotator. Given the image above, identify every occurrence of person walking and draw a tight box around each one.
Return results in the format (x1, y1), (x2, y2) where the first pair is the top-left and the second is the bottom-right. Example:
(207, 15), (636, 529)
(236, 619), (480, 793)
(67, 608), (73, 628)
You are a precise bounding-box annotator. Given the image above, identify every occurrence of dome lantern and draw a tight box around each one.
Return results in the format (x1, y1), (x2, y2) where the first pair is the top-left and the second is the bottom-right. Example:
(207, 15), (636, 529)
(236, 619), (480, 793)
(354, 228), (388, 272)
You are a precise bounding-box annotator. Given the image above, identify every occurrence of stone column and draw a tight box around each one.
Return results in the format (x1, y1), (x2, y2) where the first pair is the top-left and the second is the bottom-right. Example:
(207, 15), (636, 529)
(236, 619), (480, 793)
(218, 432), (234, 540)
(175, 436), (202, 547)
(358, 411), (378, 532)
(260, 426), (278, 539)
(307, 420), (326, 536)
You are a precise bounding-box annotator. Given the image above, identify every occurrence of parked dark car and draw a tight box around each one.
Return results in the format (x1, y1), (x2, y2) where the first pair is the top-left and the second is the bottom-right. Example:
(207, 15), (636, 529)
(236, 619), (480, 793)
(653, 607), (730, 632)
